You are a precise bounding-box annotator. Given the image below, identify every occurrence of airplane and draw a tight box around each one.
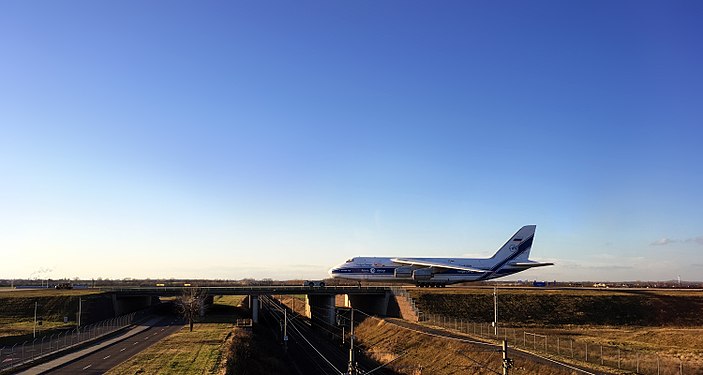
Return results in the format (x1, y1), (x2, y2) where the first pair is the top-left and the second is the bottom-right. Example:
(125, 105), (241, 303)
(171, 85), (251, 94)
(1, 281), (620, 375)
(328, 225), (553, 287)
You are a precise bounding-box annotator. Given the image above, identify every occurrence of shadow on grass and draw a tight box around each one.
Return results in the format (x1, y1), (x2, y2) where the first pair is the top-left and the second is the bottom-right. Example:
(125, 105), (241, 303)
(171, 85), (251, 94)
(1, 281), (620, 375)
(199, 304), (250, 324)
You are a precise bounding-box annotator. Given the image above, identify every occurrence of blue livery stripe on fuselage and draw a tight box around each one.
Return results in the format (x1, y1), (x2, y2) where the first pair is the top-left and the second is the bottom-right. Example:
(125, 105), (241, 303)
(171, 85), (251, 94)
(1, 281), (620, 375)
(330, 267), (396, 275)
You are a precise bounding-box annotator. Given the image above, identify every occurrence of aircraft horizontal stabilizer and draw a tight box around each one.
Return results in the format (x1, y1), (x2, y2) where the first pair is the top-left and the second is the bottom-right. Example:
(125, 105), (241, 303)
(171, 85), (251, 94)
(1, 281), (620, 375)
(509, 262), (554, 268)
(391, 258), (489, 273)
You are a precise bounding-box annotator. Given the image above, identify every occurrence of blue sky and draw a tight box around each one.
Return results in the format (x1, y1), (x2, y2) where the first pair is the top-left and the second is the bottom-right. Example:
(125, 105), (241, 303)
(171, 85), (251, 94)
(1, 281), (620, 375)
(1, 1), (701, 281)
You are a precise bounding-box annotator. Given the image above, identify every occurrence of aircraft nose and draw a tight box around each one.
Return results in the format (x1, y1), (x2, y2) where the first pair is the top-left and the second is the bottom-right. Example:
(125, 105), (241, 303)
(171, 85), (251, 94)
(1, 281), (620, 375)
(328, 265), (341, 278)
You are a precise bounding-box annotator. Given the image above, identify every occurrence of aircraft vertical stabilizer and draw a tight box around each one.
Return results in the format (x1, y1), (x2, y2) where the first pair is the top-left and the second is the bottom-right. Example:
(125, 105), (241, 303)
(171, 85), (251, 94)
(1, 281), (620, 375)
(490, 225), (536, 263)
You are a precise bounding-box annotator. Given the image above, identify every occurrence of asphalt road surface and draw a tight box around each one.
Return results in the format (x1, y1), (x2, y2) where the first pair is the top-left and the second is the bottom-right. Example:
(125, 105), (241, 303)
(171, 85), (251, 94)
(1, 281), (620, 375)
(44, 318), (184, 375)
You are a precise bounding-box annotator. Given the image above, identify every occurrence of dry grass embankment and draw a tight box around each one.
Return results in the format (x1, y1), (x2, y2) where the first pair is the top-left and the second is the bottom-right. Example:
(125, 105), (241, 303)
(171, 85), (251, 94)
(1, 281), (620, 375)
(355, 316), (580, 375)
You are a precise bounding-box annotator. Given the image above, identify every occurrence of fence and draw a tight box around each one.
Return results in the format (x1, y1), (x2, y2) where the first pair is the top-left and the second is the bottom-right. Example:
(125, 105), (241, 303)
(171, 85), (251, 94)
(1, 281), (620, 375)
(389, 287), (423, 320)
(421, 313), (698, 375)
(0, 310), (145, 372)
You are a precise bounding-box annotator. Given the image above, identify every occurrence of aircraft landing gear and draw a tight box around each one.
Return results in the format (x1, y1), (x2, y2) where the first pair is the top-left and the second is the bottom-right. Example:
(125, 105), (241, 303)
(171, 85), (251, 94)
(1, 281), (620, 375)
(417, 282), (446, 288)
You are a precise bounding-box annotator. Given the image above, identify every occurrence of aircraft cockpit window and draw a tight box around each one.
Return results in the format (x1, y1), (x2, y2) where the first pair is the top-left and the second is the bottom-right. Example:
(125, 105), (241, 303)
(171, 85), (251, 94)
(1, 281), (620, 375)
(346, 258), (355, 263)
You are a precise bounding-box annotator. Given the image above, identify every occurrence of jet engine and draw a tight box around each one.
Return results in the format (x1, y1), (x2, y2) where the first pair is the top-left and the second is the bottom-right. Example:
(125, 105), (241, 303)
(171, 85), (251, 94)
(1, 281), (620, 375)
(394, 266), (413, 278)
(412, 267), (433, 281)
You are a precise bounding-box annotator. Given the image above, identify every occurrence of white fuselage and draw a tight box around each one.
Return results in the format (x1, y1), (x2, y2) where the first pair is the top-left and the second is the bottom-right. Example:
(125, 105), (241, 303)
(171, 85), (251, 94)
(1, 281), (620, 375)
(328, 256), (524, 285)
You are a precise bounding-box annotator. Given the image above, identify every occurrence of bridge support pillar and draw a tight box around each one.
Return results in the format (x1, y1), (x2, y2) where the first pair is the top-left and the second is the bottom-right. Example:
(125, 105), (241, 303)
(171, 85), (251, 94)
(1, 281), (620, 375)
(345, 292), (391, 316)
(200, 295), (214, 317)
(305, 294), (335, 329)
(250, 295), (259, 323)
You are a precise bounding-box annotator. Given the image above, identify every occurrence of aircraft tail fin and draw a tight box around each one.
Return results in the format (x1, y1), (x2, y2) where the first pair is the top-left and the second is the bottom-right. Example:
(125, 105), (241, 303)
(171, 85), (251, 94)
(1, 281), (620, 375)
(490, 225), (536, 263)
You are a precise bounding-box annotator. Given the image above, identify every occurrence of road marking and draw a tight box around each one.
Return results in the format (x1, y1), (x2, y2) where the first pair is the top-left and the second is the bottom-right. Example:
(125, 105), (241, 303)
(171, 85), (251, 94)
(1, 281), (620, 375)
(103, 355), (111, 360)
(161, 328), (165, 332)
(120, 348), (126, 352)
(133, 341), (139, 345)
(144, 336), (149, 340)
(82, 364), (92, 370)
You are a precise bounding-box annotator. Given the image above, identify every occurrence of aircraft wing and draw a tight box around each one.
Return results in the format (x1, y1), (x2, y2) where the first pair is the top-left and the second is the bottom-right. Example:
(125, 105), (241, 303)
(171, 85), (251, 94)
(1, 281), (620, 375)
(391, 258), (490, 273)
(509, 262), (554, 268)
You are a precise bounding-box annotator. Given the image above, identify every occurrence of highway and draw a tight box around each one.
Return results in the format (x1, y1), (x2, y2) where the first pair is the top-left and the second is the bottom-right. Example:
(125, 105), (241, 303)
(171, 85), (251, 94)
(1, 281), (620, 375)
(44, 318), (184, 374)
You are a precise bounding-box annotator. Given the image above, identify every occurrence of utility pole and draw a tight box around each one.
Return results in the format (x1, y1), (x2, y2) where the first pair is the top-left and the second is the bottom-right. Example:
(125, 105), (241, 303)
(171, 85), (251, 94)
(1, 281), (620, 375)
(502, 340), (513, 375)
(78, 297), (82, 328)
(33, 302), (38, 338)
(283, 308), (288, 353)
(494, 286), (498, 335)
(347, 308), (356, 375)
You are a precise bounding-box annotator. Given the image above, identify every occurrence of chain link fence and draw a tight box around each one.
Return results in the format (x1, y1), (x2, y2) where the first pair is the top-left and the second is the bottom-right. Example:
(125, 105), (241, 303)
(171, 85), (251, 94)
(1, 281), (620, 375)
(0, 310), (148, 372)
(421, 313), (698, 375)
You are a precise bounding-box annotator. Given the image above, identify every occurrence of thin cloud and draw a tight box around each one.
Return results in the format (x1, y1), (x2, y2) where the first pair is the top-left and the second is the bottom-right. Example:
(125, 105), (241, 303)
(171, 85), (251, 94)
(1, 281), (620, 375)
(561, 264), (633, 270)
(650, 238), (677, 246)
(651, 236), (703, 246)
(684, 236), (703, 245)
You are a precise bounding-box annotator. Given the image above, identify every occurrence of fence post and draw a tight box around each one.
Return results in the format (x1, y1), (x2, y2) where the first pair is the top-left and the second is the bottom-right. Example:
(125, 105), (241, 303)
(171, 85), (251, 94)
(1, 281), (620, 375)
(617, 347), (620, 369)
(570, 340), (573, 358)
(600, 345), (603, 365)
(636, 352), (639, 373)
(585, 342), (588, 362)
(557, 337), (560, 355)
(523, 331), (526, 347)
(657, 355), (660, 375)
(544, 336), (547, 352)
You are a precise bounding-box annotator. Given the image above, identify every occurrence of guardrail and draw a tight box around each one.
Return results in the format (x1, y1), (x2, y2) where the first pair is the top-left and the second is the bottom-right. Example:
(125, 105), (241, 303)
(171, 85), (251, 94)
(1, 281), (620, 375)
(0, 310), (150, 373)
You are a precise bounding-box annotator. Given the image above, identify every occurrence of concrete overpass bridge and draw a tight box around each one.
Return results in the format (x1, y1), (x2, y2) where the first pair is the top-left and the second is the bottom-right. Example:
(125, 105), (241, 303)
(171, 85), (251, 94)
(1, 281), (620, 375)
(101, 286), (403, 327)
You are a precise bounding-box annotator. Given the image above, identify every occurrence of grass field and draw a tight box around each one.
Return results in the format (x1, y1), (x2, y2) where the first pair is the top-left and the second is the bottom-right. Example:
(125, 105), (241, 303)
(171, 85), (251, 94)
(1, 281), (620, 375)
(409, 287), (703, 326)
(107, 322), (236, 375)
(0, 289), (102, 298)
(0, 289), (104, 340)
(106, 295), (246, 375)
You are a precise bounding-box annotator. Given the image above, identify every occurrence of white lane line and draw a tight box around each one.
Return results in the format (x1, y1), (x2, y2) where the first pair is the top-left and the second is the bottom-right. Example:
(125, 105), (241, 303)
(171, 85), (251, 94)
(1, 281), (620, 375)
(120, 348), (126, 352)
(144, 336), (149, 340)
(133, 341), (139, 345)
(82, 364), (92, 370)
(161, 328), (165, 332)
(103, 355), (111, 360)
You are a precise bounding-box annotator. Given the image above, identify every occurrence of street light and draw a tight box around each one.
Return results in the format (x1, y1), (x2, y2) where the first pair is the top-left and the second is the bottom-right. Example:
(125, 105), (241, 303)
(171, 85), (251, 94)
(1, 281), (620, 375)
(493, 286), (498, 336)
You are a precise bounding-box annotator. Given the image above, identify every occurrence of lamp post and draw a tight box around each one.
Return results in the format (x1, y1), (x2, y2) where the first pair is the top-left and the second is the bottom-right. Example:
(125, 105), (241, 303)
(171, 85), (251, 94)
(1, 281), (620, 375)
(494, 286), (498, 336)
(33, 302), (38, 338)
